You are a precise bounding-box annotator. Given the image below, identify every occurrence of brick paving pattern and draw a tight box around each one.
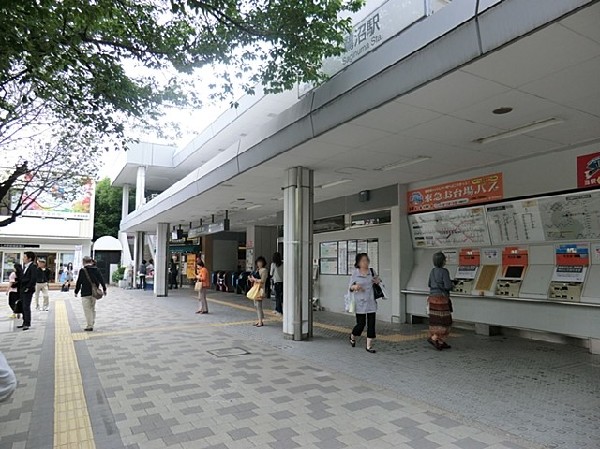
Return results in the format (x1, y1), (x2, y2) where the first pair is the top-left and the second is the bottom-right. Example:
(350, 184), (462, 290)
(0, 288), (598, 449)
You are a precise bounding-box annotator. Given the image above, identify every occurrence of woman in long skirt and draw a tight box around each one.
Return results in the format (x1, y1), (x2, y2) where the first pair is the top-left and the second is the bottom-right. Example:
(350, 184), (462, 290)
(427, 252), (453, 350)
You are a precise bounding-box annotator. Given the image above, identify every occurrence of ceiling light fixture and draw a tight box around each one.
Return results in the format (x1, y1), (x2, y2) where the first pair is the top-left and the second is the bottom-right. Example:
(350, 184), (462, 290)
(246, 204), (263, 210)
(320, 179), (352, 189)
(379, 156), (431, 171)
(474, 117), (563, 144)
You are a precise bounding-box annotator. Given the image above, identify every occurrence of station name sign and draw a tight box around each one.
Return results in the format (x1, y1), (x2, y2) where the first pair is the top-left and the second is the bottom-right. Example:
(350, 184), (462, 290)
(299, 0), (427, 95)
(188, 219), (230, 239)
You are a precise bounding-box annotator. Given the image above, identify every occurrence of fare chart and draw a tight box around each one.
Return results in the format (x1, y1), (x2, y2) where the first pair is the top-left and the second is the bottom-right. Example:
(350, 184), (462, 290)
(409, 207), (491, 248)
(409, 190), (600, 248)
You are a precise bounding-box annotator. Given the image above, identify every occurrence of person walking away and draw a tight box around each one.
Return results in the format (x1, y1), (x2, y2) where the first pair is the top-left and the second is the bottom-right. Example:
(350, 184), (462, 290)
(6, 263), (23, 319)
(427, 252), (454, 350)
(195, 260), (210, 314)
(34, 258), (51, 311)
(249, 257), (268, 327)
(18, 252), (38, 331)
(270, 252), (284, 316)
(169, 258), (179, 289)
(74, 256), (107, 331)
(138, 260), (147, 289)
(0, 352), (17, 402)
(348, 253), (381, 353)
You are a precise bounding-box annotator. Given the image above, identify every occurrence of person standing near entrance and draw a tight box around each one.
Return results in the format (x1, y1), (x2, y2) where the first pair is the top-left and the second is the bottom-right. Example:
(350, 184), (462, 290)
(18, 252), (38, 331)
(169, 258), (179, 290)
(6, 263), (22, 319)
(74, 256), (107, 331)
(138, 260), (147, 289)
(427, 252), (453, 351)
(195, 260), (210, 314)
(270, 252), (284, 316)
(249, 257), (268, 327)
(34, 259), (52, 311)
(348, 253), (380, 353)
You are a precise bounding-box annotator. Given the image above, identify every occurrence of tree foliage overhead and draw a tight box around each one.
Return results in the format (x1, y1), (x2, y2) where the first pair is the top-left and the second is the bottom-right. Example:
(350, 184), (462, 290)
(0, 0), (363, 227)
(0, 0), (363, 147)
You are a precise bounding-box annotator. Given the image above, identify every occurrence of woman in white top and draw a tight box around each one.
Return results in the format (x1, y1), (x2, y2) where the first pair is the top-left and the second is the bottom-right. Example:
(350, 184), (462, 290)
(6, 263), (22, 319)
(270, 252), (284, 315)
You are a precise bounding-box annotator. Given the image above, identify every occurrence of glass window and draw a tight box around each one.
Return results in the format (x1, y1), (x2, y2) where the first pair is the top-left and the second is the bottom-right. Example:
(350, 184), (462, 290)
(2, 252), (20, 282)
(351, 210), (391, 227)
(314, 215), (345, 234)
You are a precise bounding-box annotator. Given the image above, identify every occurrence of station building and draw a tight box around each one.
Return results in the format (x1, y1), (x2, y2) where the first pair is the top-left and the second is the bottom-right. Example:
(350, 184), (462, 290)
(111, 0), (600, 352)
(0, 181), (95, 283)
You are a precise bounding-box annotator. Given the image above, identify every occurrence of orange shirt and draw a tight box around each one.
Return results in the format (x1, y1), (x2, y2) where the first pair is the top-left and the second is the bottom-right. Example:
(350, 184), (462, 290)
(197, 267), (210, 288)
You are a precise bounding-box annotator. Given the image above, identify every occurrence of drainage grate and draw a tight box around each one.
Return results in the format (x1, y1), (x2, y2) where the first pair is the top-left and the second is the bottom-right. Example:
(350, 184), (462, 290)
(207, 347), (251, 358)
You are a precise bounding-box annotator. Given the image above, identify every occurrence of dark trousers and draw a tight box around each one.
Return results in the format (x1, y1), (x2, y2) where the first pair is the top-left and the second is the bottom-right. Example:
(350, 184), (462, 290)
(274, 282), (283, 314)
(139, 275), (146, 289)
(8, 292), (19, 313)
(169, 274), (178, 289)
(20, 292), (33, 327)
(352, 313), (376, 339)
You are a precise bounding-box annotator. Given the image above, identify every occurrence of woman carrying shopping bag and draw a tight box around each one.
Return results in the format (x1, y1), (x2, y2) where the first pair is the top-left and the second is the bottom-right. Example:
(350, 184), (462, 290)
(247, 256), (268, 327)
(348, 253), (381, 353)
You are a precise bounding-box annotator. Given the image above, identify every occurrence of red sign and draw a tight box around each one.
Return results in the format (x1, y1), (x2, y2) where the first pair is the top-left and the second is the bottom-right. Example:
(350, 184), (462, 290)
(577, 151), (600, 189)
(459, 249), (480, 267)
(407, 173), (503, 213)
(501, 247), (528, 268)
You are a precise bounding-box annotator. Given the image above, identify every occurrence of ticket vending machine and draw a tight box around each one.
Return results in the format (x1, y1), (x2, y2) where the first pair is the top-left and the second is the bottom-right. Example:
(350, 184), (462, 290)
(495, 247), (528, 297)
(548, 244), (588, 302)
(454, 249), (480, 294)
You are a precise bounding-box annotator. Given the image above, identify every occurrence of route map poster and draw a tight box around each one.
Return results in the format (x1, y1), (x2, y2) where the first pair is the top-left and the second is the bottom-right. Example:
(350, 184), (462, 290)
(409, 207), (491, 248)
(408, 173), (503, 213)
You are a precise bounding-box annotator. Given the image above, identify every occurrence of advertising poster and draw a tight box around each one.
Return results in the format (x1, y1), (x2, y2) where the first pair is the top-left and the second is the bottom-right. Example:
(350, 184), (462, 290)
(16, 177), (94, 220)
(577, 151), (600, 189)
(186, 254), (196, 279)
(407, 173), (503, 213)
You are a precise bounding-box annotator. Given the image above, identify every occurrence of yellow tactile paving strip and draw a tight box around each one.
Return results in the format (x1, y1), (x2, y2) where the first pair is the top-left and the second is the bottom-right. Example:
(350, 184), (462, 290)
(54, 299), (96, 449)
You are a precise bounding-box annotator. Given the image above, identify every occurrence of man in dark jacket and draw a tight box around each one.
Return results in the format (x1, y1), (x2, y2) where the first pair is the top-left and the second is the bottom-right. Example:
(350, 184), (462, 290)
(18, 252), (38, 331)
(74, 256), (107, 331)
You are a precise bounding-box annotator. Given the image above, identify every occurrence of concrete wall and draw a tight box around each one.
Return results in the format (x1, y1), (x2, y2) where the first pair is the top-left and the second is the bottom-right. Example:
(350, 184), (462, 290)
(314, 224), (394, 321)
(212, 240), (240, 271)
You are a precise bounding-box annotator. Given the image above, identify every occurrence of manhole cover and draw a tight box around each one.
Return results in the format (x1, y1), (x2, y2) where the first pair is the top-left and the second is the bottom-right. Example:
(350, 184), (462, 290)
(207, 347), (250, 358)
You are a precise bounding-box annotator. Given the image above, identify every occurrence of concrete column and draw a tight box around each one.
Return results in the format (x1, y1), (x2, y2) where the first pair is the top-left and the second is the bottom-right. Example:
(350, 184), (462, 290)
(282, 167), (313, 340)
(135, 166), (146, 209)
(154, 223), (169, 297)
(120, 184), (131, 266)
(133, 231), (144, 286)
(246, 225), (278, 268)
(122, 184), (130, 220)
(394, 185), (415, 323)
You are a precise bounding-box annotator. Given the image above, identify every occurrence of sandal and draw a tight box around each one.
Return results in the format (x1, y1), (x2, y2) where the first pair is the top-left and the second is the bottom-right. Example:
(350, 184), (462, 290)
(349, 334), (356, 348)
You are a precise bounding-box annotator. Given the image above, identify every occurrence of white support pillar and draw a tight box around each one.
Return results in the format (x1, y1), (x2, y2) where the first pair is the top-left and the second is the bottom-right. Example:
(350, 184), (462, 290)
(154, 223), (169, 297)
(121, 184), (130, 220)
(282, 167), (314, 340)
(120, 184), (132, 266)
(133, 231), (144, 287)
(135, 166), (146, 209)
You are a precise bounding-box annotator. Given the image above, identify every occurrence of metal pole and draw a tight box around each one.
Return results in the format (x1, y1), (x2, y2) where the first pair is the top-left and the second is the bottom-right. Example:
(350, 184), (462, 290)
(307, 169), (314, 338)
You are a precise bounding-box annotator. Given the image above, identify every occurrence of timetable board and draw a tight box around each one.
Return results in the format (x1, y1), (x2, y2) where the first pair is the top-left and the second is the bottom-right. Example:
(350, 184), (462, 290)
(409, 189), (600, 248)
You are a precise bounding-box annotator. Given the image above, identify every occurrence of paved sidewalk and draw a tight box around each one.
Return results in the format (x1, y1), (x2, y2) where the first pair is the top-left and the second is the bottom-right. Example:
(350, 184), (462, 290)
(0, 288), (598, 449)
